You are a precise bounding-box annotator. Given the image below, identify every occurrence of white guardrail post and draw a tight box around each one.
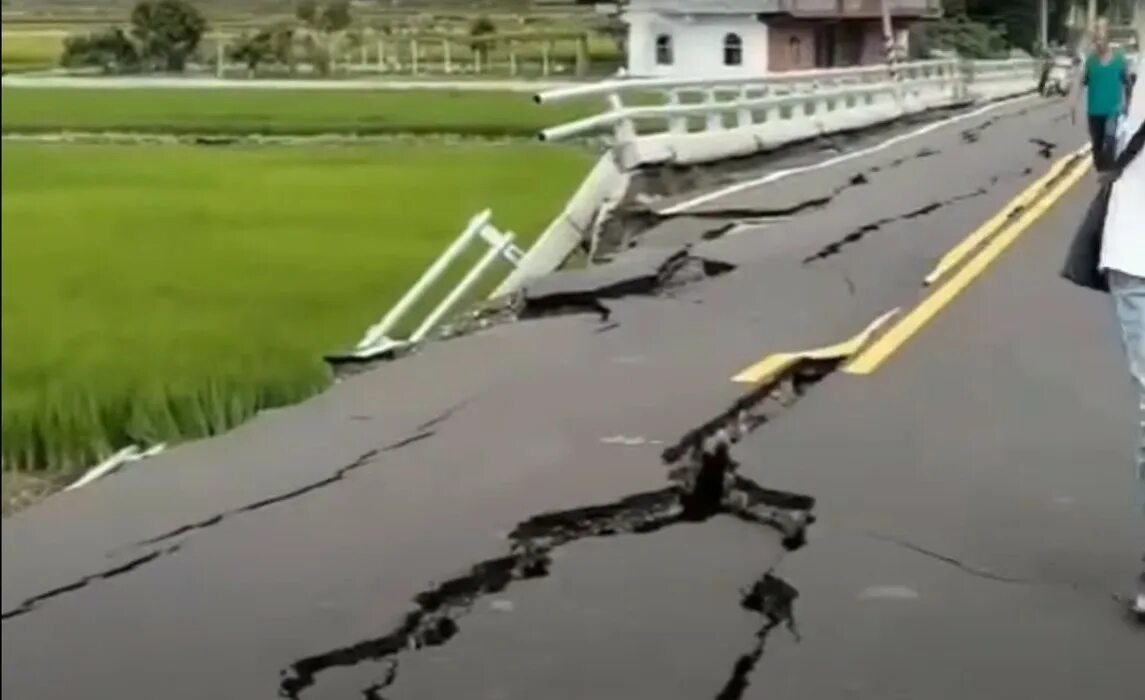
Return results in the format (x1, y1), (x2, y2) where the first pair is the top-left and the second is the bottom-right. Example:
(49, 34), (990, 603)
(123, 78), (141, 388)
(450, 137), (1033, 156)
(341, 210), (524, 360)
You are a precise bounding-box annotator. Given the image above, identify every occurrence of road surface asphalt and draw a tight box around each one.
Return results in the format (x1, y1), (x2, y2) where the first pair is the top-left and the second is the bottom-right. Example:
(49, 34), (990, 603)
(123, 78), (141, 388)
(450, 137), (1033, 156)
(3, 95), (1141, 699)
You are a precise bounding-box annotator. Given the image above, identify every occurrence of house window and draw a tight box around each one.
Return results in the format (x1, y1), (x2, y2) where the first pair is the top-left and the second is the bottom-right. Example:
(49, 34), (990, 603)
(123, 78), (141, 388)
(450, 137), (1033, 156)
(789, 36), (804, 68)
(724, 33), (743, 66)
(655, 34), (673, 65)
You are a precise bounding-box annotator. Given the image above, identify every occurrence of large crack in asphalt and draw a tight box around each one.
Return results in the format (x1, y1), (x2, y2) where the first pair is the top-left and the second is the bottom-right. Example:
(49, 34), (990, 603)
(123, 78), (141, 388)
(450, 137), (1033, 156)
(598, 145), (940, 256)
(134, 430), (436, 550)
(517, 245), (737, 323)
(607, 99), (1060, 256)
(0, 428), (438, 624)
(278, 358), (837, 699)
(714, 573), (800, 700)
(0, 544), (182, 622)
(799, 184), (992, 264)
(800, 147), (1051, 267)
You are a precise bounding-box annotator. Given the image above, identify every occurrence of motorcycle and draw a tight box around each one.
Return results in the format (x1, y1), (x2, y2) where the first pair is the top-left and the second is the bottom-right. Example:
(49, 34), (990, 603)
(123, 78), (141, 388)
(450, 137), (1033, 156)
(1041, 54), (1075, 97)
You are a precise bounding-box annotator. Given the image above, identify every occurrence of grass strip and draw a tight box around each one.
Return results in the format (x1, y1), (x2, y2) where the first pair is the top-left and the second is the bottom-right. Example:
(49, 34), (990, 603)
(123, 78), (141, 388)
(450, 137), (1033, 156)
(1, 141), (591, 472)
(1, 87), (602, 138)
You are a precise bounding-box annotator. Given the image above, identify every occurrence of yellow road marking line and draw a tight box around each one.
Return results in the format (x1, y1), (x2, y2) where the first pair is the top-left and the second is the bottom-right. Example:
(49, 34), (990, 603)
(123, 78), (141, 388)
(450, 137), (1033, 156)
(845, 154), (1091, 376)
(732, 309), (901, 384)
(922, 146), (1089, 286)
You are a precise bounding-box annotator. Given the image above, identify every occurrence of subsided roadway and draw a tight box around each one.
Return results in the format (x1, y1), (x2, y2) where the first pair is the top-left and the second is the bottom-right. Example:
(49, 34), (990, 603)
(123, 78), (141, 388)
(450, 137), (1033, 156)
(2, 95), (1140, 699)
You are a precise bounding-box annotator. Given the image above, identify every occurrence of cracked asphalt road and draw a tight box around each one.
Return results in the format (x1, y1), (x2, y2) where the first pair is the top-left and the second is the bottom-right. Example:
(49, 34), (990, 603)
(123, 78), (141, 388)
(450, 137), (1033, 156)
(3, 96), (1139, 699)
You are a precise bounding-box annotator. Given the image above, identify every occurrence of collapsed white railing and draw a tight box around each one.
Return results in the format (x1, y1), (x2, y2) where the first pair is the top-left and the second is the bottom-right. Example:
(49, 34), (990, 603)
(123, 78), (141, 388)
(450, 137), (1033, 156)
(535, 58), (1036, 167)
(335, 210), (524, 361)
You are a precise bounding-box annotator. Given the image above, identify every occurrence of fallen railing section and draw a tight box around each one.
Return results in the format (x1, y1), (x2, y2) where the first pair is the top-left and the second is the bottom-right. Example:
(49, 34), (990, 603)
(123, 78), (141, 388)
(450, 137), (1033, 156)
(330, 210), (524, 362)
(492, 152), (628, 298)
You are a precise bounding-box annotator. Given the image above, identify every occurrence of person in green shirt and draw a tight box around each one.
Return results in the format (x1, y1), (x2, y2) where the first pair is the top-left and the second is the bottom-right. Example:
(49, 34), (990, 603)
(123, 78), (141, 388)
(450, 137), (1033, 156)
(1078, 20), (1134, 170)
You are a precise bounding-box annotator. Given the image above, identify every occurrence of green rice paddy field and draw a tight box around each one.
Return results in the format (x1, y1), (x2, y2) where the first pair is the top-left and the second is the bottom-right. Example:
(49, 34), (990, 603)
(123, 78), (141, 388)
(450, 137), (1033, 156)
(1, 140), (591, 473)
(1, 87), (599, 137)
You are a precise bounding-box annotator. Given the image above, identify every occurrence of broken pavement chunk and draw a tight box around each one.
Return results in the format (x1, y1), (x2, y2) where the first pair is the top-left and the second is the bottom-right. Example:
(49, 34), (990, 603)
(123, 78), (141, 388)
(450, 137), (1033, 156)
(519, 245), (735, 318)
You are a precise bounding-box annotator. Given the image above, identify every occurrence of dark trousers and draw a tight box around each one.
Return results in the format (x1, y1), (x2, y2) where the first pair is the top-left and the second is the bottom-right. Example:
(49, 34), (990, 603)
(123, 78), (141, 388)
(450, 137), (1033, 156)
(1088, 114), (1118, 171)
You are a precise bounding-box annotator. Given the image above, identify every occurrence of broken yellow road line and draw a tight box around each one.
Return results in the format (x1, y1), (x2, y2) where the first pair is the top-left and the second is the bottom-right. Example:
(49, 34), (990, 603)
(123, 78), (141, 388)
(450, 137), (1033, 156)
(732, 309), (901, 384)
(846, 154), (1091, 376)
(923, 146), (1088, 286)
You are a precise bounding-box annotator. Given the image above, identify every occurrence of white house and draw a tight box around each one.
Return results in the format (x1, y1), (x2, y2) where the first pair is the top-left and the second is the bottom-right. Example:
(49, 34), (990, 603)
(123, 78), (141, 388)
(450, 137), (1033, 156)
(620, 0), (940, 78)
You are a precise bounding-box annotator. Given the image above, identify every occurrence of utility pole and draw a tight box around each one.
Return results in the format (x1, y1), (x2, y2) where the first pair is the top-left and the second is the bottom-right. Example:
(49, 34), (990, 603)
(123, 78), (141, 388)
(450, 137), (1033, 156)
(1040, 0), (1049, 50)
(1088, 0), (1099, 31)
(880, 0), (895, 66)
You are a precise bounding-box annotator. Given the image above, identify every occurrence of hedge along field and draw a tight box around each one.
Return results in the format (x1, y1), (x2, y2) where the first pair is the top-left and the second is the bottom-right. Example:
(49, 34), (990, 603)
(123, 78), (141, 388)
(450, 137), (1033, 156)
(1, 141), (592, 472)
(1, 31), (65, 72)
(1, 87), (601, 137)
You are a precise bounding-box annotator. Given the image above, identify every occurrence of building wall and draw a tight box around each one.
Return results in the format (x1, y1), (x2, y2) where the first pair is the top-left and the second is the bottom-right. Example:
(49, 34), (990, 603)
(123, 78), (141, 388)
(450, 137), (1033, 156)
(625, 12), (770, 77)
(626, 12), (920, 77)
(767, 22), (817, 71)
(768, 19), (914, 71)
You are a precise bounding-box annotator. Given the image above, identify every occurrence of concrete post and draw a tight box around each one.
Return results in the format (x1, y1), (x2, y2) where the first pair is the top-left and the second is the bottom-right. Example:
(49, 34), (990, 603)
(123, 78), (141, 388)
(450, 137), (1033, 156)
(736, 86), (753, 128)
(607, 92), (637, 144)
(666, 90), (687, 134)
(542, 41), (551, 76)
(509, 40), (518, 76)
(443, 39), (452, 74)
(704, 89), (723, 131)
(1039, 0), (1049, 50)
(216, 39), (224, 78)
(411, 38), (419, 74)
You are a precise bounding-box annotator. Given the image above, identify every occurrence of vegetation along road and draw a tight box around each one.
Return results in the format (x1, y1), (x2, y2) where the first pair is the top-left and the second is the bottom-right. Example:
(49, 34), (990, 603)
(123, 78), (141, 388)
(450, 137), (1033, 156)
(1, 108), (591, 502)
(0, 0), (622, 512)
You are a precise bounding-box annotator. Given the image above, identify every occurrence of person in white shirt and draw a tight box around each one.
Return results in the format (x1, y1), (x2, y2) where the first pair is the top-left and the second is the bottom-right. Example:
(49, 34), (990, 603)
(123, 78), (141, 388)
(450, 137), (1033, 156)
(1099, 46), (1145, 617)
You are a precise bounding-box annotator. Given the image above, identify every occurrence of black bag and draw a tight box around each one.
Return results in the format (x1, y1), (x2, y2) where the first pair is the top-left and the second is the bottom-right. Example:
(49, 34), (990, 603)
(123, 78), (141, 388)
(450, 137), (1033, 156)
(1061, 182), (1113, 291)
(1061, 120), (1145, 292)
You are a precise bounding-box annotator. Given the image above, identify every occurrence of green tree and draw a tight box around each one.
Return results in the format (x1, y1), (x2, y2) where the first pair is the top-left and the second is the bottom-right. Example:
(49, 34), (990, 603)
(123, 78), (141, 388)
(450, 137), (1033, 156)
(912, 13), (1009, 59)
(130, 0), (208, 72)
(229, 30), (274, 75)
(228, 24), (295, 76)
(319, 0), (351, 33)
(60, 27), (141, 73)
(468, 15), (497, 65)
(294, 0), (353, 76)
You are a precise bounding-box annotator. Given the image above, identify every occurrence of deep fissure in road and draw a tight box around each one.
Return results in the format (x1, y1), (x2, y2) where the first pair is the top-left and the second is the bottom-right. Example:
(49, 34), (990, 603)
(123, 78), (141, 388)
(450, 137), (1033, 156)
(277, 360), (839, 699)
(714, 574), (800, 700)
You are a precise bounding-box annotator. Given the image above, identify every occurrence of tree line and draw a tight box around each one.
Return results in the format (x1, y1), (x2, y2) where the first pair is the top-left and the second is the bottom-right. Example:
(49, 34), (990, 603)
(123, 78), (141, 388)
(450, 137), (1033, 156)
(61, 0), (1137, 75)
(918, 0), (1137, 59)
(60, 0), (510, 76)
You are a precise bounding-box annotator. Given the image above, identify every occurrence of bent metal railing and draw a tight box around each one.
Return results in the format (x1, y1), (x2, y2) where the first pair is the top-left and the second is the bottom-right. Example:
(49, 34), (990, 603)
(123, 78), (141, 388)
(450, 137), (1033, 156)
(331, 210), (524, 362)
(535, 58), (1037, 168)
